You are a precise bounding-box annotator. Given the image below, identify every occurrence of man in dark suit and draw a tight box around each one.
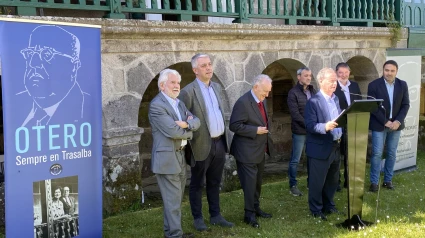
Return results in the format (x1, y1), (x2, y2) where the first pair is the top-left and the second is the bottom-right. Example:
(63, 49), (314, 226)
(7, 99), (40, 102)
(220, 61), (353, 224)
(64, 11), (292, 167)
(149, 69), (200, 238)
(368, 60), (410, 192)
(304, 68), (342, 220)
(178, 53), (234, 231)
(60, 186), (77, 215)
(229, 74), (274, 228)
(333, 62), (362, 190)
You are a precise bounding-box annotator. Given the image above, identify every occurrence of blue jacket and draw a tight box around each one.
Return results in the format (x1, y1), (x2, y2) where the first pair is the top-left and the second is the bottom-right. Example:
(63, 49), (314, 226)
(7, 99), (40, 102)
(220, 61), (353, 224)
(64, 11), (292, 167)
(304, 91), (342, 160)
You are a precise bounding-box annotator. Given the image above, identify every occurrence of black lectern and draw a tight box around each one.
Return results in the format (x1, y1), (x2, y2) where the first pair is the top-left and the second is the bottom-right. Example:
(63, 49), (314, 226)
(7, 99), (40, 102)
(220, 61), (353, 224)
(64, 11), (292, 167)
(335, 99), (383, 230)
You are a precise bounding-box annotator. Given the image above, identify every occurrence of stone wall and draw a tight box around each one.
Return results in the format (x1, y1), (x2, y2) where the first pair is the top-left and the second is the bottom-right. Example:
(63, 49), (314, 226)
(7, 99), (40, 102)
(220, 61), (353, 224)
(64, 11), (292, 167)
(1, 16), (408, 213)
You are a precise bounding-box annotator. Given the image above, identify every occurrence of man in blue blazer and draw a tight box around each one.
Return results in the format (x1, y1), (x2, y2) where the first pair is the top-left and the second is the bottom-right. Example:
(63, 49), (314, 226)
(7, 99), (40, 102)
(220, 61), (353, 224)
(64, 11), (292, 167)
(368, 60), (410, 192)
(304, 68), (342, 220)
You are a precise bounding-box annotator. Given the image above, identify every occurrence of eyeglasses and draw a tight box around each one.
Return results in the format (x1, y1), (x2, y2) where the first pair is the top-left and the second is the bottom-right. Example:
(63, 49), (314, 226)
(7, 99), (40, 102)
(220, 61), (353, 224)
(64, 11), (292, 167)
(21, 47), (77, 63)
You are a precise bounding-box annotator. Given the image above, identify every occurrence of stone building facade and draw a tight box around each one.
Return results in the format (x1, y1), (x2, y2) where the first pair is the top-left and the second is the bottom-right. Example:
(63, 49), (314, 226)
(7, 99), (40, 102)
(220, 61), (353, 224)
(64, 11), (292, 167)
(0, 17), (410, 214)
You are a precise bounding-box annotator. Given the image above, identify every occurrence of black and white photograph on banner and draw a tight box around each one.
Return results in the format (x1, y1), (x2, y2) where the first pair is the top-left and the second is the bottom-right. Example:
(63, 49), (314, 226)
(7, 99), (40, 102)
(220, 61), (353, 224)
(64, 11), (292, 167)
(33, 176), (79, 238)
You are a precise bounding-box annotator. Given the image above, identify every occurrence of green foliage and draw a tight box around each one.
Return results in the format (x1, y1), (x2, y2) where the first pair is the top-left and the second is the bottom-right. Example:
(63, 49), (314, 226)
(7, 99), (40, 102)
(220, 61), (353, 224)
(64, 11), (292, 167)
(103, 169), (143, 218)
(103, 152), (425, 237)
(385, 15), (403, 48)
(0, 7), (10, 15)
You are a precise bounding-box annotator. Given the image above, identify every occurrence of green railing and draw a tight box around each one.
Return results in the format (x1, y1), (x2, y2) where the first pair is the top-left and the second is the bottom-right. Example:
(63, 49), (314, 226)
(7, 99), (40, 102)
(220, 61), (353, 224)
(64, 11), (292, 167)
(404, 0), (425, 27)
(0, 0), (412, 26)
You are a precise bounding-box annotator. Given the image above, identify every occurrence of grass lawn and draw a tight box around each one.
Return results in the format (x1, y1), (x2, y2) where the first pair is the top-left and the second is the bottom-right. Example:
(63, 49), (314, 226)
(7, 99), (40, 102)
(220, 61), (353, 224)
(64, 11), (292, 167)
(103, 152), (425, 238)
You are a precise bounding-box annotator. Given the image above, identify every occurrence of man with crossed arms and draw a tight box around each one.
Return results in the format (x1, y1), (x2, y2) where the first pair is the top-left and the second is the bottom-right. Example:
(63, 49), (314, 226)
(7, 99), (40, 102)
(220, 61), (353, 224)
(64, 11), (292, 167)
(149, 69), (200, 238)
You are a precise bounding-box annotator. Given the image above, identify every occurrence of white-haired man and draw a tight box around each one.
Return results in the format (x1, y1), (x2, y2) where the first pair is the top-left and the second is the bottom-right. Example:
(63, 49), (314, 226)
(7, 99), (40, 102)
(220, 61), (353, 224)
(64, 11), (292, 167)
(149, 69), (200, 238)
(229, 74), (275, 228)
(304, 68), (342, 221)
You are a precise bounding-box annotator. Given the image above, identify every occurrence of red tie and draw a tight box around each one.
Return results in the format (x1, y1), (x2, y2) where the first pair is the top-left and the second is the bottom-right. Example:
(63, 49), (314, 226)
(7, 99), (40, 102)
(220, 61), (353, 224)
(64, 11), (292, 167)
(257, 101), (269, 153)
(258, 101), (267, 128)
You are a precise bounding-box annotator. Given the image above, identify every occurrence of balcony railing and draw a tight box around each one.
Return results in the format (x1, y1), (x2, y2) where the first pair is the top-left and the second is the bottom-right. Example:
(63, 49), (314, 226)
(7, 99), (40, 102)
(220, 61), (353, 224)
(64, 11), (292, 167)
(34, 216), (79, 238)
(0, 0), (413, 26)
(404, 0), (425, 26)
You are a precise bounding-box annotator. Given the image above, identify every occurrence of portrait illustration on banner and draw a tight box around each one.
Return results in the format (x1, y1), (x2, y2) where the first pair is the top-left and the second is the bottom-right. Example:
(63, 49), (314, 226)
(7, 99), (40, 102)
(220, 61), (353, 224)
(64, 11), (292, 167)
(1, 20), (102, 238)
(16, 25), (89, 127)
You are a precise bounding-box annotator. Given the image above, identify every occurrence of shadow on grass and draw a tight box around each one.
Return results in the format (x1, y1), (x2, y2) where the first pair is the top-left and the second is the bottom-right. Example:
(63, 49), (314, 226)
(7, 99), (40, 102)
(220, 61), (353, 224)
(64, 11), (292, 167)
(103, 152), (424, 238)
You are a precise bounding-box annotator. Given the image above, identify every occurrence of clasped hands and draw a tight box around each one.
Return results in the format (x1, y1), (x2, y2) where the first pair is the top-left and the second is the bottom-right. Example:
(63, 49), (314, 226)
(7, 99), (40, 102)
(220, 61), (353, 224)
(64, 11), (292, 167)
(385, 120), (400, 131)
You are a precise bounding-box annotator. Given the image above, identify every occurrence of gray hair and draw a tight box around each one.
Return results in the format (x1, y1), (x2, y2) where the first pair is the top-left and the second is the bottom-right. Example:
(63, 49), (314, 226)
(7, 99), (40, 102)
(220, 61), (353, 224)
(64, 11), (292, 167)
(191, 53), (211, 68)
(297, 67), (311, 75)
(157, 69), (182, 91)
(317, 67), (336, 83)
(253, 74), (272, 86)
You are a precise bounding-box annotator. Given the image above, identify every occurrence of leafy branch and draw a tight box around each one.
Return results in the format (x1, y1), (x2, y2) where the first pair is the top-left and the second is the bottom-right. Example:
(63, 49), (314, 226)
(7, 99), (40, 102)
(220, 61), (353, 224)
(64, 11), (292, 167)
(385, 14), (402, 48)
(0, 7), (11, 15)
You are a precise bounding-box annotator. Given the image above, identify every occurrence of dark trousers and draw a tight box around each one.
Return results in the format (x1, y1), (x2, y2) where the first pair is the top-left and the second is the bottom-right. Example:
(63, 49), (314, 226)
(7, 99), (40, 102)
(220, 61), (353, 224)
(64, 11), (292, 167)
(189, 137), (226, 219)
(308, 142), (341, 214)
(236, 154), (265, 217)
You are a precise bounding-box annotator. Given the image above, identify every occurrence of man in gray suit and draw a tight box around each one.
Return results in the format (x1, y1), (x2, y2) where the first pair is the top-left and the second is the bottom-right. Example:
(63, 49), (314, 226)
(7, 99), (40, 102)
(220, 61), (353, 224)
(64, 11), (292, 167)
(179, 53), (234, 231)
(149, 69), (200, 238)
(229, 75), (274, 228)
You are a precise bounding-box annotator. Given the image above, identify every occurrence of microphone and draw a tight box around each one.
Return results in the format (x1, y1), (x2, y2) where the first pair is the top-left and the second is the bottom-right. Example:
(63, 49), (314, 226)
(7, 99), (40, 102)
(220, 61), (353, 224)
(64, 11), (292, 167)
(341, 89), (376, 100)
(341, 89), (386, 130)
(341, 89), (384, 109)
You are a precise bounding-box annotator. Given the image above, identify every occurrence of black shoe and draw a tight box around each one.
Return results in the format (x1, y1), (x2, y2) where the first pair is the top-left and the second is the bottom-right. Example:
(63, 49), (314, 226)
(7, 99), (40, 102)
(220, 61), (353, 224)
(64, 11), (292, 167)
(210, 215), (234, 227)
(323, 208), (344, 215)
(182, 233), (195, 238)
(383, 181), (394, 190)
(244, 216), (260, 228)
(343, 181), (348, 188)
(193, 218), (208, 231)
(312, 212), (327, 221)
(255, 208), (272, 218)
(164, 233), (194, 238)
(369, 183), (378, 192)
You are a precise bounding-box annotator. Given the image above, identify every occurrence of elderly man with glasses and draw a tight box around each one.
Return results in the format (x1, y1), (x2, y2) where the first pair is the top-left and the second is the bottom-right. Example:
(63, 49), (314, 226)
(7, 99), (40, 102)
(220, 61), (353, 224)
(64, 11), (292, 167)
(17, 25), (88, 127)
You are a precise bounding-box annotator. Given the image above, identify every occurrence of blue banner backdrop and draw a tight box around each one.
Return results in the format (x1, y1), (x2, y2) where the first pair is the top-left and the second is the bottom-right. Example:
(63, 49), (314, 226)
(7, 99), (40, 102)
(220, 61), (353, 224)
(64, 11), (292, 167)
(0, 19), (102, 237)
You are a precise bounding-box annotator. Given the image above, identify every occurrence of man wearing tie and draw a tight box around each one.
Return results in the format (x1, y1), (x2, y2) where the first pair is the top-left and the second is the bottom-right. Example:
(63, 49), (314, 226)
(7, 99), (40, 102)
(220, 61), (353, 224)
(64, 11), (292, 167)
(149, 69), (200, 238)
(368, 60), (410, 192)
(304, 68), (342, 220)
(333, 62), (362, 190)
(178, 53), (234, 231)
(229, 74), (274, 228)
(60, 186), (76, 215)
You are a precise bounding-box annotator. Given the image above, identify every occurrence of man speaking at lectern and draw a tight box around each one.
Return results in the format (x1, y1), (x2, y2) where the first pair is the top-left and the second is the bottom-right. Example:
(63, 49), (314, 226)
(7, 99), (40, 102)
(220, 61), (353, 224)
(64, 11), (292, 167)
(304, 68), (342, 220)
(368, 60), (410, 192)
